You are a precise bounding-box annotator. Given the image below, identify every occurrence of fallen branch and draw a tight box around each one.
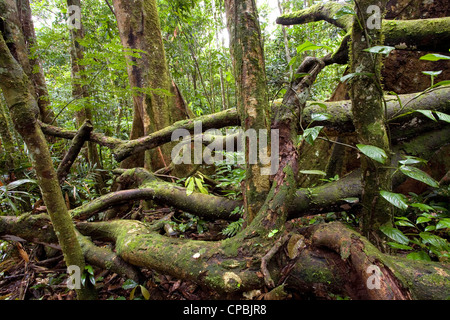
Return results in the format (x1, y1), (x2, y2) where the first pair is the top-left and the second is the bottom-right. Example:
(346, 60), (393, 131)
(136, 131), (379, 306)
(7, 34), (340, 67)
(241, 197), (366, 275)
(56, 120), (93, 184)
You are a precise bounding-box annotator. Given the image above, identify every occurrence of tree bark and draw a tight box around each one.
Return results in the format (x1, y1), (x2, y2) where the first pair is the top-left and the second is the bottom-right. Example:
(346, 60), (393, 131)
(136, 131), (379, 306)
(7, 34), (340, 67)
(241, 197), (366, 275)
(112, 0), (190, 171)
(276, 2), (450, 53)
(0, 29), (95, 299)
(349, 0), (392, 245)
(16, 0), (55, 124)
(225, 0), (271, 223)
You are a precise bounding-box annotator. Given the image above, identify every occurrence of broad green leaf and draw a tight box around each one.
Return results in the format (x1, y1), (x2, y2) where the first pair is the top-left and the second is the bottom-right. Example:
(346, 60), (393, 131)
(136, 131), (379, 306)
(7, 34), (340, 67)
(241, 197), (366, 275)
(309, 102), (328, 110)
(296, 41), (331, 54)
(410, 203), (434, 212)
(399, 165), (439, 188)
(311, 113), (332, 122)
(341, 197), (359, 203)
(302, 126), (323, 145)
(406, 251), (431, 261)
(380, 226), (409, 245)
(334, 6), (355, 18)
(430, 80), (450, 88)
(293, 72), (309, 79)
(380, 190), (409, 210)
(140, 285), (151, 300)
(436, 218), (450, 230)
(419, 53), (450, 61)
(416, 216), (431, 224)
(421, 70), (442, 77)
(394, 217), (415, 227)
(300, 170), (327, 176)
(424, 225), (436, 232)
(186, 178), (195, 196)
(6, 179), (37, 191)
(288, 56), (297, 66)
(419, 232), (449, 250)
(195, 177), (208, 194)
(356, 144), (388, 164)
(415, 109), (437, 121)
(84, 265), (94, 275)
(399, 156), (427, 165)
(122, 279), (138, 290)
(387, 242), (413, 250)
(363, 45), (395, 55)
(435, 111), (450, 123)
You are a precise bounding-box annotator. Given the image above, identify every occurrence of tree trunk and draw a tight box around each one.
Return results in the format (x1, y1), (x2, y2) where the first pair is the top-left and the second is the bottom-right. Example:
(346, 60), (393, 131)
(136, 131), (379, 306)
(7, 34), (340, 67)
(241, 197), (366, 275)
(112, 0), (190, 171)
(349, 0), (392, 245)
(0, 27), (95, 300)
(66, 0), (105, 193)
(225, 0), (271, 224)
(16, 0), (55, 124)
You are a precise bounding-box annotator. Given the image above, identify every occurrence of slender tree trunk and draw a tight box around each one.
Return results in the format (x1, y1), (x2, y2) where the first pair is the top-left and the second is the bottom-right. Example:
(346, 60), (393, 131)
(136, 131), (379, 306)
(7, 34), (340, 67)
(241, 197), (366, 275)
(0, 22), (95, 300)
(0, 93), (15, 170)
(277, 0), (293, 79)
(225, 0), (271, 224)
(16, 0), (55, 124)
(66, 0), (105, 193)
(349, 0), (392, 246)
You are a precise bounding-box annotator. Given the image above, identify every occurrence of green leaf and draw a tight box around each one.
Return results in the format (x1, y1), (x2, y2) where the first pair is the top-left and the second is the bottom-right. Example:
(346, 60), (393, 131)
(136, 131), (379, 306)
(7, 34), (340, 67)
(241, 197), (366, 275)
(410, 203), (434, 212)
(399, 166), (440, 188)
(430, 80), (450, 88)
(195, 177), (208, 194)
(415, 109), (437, 121)
(268, 229), (279, 238)
(435, 111), (450, 123)
(334, 6), (355, 18)
(311, 113), (332, 122)
(380, 226), (409, 245)
(122, 279), (138, 290)
(363, 45), (395, 55)
(356, 144), (388, 164)
(436, 218), (450, 230)
(309, 102), (328, 110)
(341, 197), (359, 203)
(406, 251), (431, 261)
(302, 126), (323, 145)
(419, 53), (450, 61)
(296, 40), (330, 54)
(399, 156), (427, 165)
(416, 216), (431, 224)
(421, 70), (442, 77)
(380, 190), (409, 210)
(387, 242), (413, 250)
(300, 170), (327, 176)
(419, 232), (449, 250)
(140, 285), (151, 300)
(6, 179), (37, 191)
(186, 177), (195, 196)
(394, 217), (415, 228)
(84, 265), (94, 275)
(288, 56), (297, 66)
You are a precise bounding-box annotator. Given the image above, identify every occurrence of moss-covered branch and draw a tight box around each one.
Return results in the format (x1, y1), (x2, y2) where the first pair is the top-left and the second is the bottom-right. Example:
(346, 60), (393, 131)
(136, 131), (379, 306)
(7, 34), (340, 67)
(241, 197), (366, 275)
(70, 168), (242, 221)
(277, 2), (450, 53)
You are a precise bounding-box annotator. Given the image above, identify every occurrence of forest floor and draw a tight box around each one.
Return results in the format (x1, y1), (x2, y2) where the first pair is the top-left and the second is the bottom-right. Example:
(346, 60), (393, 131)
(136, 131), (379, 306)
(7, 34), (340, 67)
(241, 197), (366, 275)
(0, 206), (228, 300)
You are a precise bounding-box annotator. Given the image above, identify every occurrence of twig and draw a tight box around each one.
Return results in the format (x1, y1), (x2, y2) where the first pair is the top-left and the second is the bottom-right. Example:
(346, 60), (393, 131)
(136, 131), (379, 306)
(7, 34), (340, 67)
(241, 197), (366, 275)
(260, 234), (290, 288)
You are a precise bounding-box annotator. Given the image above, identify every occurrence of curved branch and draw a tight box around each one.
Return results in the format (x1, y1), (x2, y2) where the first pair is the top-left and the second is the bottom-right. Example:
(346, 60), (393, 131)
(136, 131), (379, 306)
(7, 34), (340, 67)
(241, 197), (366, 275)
(277, 2), (450, 52)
